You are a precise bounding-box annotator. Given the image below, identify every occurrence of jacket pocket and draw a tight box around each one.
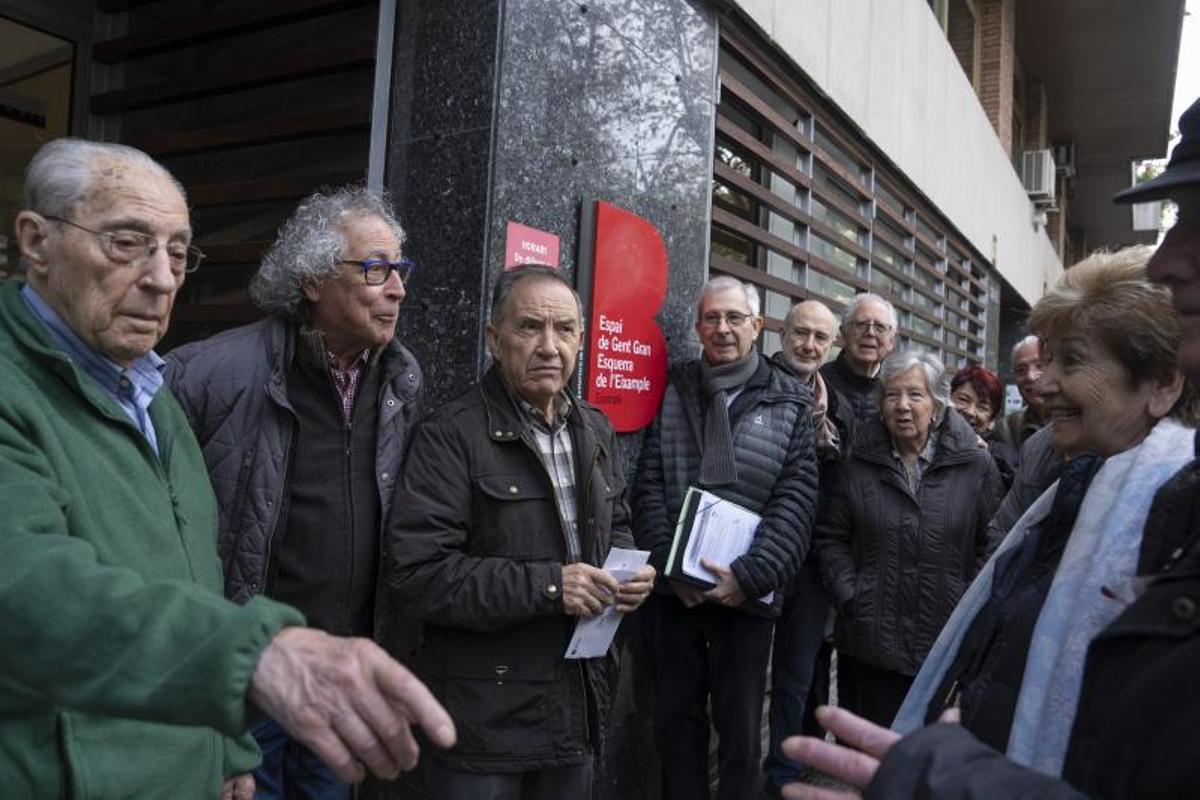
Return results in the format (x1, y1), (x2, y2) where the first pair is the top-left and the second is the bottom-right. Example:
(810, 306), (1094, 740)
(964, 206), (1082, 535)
(425, 622), (563, 757)
(472, 473), (560, 559)
(220, 448), (255, 564)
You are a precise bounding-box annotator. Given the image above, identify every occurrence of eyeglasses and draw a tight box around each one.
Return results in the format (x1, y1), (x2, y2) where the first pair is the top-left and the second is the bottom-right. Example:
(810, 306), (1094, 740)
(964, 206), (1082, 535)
(341, 258), (415, 286)
(700, 310), (755, 328)
(45, 215), (204, 275)
(846, 319), (894, 335)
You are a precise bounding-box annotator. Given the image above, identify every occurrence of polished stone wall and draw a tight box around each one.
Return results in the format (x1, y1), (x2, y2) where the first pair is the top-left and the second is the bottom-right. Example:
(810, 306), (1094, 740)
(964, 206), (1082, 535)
(389, 0), (717, 412)
(383, 2), (718, 798)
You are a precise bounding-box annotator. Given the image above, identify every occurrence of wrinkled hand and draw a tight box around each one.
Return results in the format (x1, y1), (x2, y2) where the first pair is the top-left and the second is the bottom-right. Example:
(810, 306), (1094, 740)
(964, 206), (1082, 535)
(701, 559), (746, 607)
(220, 773), (254, 800)
(668, 578), (707, 608)
(615, 564), (656, 613)
(780, 705), (897, 798)
(249, 627), (456, 784)
(780, 705), (960, 800)
(562, 562), (619, 617)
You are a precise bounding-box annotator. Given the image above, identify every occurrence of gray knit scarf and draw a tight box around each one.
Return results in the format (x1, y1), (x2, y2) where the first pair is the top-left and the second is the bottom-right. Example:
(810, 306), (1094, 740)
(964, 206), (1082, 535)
(697, 350), (759, 486)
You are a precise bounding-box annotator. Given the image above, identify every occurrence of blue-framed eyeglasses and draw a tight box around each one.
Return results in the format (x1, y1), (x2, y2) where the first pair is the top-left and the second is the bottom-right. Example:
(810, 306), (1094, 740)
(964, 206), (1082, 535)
(341, 257), (415, 285)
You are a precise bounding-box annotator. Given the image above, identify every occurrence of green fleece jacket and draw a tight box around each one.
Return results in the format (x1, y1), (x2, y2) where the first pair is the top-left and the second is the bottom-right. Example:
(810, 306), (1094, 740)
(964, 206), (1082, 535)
(0, 282), (305, 798)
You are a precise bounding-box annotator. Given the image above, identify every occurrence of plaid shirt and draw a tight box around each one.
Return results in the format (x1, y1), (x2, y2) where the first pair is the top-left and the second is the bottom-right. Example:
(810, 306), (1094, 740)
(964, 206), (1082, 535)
(518, 394), (581, 563)
(326, 348), (372, 423)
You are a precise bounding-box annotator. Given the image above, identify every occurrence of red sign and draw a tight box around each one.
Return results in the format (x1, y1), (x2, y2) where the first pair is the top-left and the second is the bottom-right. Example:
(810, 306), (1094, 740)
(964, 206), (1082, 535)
(584, 201), (668, 432)
(504, 221), (560, 269)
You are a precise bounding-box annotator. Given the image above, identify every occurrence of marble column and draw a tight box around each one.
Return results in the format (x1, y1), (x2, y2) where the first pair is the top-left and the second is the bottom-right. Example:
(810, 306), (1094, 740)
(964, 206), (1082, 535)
(382, 2), (718, 798)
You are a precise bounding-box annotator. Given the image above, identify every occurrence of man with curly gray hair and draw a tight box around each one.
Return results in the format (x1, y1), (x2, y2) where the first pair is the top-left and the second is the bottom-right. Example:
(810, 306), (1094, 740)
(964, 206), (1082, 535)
(166, 185), (424, 799)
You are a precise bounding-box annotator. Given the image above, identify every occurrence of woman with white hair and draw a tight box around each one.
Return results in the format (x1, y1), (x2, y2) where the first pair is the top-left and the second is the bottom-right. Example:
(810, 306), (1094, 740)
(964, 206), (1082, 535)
(812, 350), (1004, 726)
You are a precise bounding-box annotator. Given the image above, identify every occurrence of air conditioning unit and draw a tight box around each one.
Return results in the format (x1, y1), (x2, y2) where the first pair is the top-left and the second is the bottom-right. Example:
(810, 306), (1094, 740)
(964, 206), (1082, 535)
(1052, 140), (1076, 177)
(1022, 149), (1057, 207)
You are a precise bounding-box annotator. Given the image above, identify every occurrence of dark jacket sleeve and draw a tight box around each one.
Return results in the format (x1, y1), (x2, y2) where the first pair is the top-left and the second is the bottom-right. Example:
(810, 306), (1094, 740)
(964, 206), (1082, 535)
(865, 724), (1087, 800)
(730, 408), (819, 599)
(600, 420), (636, 551)
(986, 425), (1062, 549)
(162, 345), (206, 440)
(631, 413), (673, 573)
(387, 417), (563, 632)
(811, 466), (858, 611)
(974, 455), (1005, 569)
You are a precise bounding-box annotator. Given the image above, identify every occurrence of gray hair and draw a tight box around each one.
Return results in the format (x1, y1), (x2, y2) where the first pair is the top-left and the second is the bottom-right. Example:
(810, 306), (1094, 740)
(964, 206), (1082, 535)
(489, 263), (582, 324)
(876, 349), (951, 417)
(1010, 334), (1040, 364)
(24, 137), (186, 218)
(697, 275), (760, 320)
(841, 292), (898, 330)
(249, 186), (406, 319)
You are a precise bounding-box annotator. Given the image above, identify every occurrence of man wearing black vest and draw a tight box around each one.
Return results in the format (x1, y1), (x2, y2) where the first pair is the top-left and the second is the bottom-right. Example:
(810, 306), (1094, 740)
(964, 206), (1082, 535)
(167, 186), (423, 800)
(634, 276), (819, 800)
(820, 292), (898, 423)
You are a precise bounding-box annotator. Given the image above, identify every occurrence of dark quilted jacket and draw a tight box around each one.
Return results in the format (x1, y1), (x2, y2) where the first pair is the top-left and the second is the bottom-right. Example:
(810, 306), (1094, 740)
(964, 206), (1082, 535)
(813, 409), (1003, 675)
(632, 357), (820, 615)
(163, 316), (423, 613)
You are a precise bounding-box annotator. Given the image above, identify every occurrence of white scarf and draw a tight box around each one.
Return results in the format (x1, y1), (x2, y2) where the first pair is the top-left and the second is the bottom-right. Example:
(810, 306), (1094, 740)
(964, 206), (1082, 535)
(893, 417), (1195, 776)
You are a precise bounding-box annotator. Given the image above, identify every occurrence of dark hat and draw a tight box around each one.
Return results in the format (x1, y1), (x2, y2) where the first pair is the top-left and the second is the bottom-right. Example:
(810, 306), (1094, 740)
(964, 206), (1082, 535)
(1114, 97), (1200, 203)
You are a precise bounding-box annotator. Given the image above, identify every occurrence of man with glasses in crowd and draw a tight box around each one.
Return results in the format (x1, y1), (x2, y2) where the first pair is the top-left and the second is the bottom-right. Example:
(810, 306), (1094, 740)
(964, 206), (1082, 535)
(167, 186), (424, 799)
(633, 276), (819, 799)
(0, 139), (452, 798)
(820, 293), (899, 423)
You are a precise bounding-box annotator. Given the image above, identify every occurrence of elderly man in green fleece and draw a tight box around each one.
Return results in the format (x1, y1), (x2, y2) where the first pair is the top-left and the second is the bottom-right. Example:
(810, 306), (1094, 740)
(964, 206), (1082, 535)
(0, 138), (454, 799)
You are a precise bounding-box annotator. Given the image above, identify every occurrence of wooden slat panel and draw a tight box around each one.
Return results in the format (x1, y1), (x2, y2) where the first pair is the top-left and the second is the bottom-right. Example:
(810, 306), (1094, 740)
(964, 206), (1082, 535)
(807, 253), (867, 291)
(93, 0), (372, 63)
(810, 222), (870, 263)
(97, 0), (171, 12)
(197, 241), (270, 264)
(914, 228), (945, 257)
(875, 200), (915, 236)
(872, 225), (913, 258)
(91, 44), (375, 114)
(869, 256), (911, 286)
(723, 70), (874, 203)
(719, 71), (815, 163)
(811, 179), (872, 231)
(714, 160), (809, 230)
(132, 106), (371, 157)
(171, 302), (261, 323)
(716, 114), (812, 195)
(188, 171), (361, 208)
(720, 29), (873, 168)
(709, 254), (806, 302)
(713, 206), (808, 264)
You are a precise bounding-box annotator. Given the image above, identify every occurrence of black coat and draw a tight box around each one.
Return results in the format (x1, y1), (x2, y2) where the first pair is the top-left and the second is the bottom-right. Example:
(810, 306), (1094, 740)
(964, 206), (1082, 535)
(387, 366), (633, 772)
(164, 316), (422, 614)
(632, 357), (820, 613)
(820, 351), (879, 425)
(865, 448), (1200, 800)
(813, 410), (1004, 675)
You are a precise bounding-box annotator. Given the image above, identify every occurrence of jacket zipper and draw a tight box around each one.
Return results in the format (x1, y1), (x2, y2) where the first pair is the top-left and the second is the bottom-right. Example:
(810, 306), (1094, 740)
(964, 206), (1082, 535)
(344, 415), (355, 626)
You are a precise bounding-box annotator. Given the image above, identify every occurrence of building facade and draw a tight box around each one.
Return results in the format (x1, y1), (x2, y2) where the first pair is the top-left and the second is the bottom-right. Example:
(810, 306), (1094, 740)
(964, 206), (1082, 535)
(0, 1), (1184, 795)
